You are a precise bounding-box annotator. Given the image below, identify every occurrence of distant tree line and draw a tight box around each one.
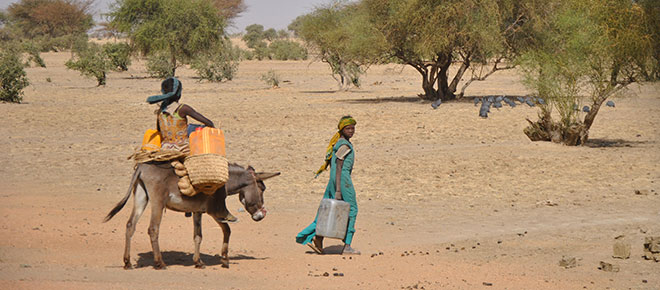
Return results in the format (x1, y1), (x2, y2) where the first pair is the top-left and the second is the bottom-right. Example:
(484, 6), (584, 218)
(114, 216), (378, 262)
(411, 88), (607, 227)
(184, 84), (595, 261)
(240, 24), (307, 61)
(1, 0), (247, 100)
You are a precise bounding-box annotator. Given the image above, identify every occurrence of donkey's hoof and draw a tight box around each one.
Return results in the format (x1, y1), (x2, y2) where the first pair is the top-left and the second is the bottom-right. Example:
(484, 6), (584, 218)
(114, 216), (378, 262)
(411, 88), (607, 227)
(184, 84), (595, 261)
(123, 263), (133, 270)
(221, 259), (229, 268)
(194, 262), (206, 269)
(154, 262), (167, 270)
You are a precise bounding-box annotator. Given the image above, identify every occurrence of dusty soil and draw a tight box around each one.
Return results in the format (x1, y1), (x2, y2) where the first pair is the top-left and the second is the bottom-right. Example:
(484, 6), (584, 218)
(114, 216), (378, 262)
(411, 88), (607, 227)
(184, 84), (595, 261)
(1, 51), (659, 289)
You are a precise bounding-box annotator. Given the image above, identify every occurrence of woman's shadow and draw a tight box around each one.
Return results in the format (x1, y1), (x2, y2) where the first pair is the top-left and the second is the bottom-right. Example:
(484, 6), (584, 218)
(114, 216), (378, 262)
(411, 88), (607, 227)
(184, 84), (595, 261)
(136, 251), (267, 268)
(306, 245), (345, 255)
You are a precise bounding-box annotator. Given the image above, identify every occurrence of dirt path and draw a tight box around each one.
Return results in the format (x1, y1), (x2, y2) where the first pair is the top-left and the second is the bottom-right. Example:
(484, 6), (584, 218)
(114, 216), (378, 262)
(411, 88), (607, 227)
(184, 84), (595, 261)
(0, 52), (659, 289)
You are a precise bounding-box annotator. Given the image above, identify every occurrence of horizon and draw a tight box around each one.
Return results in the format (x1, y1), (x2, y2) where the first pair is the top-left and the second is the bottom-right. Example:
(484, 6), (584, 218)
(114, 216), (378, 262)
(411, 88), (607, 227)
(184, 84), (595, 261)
(0, 0), (331, 34)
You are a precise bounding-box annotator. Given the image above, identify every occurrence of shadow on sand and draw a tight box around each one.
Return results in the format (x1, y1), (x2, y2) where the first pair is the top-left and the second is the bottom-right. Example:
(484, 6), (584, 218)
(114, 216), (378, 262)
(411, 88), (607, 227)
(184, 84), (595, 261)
(136, 251), (267, 268)
(584, 138), (648, 148)
(304, 245), (349, 256)
(334, 94), (533, 105)
(337, 96), (422, 104)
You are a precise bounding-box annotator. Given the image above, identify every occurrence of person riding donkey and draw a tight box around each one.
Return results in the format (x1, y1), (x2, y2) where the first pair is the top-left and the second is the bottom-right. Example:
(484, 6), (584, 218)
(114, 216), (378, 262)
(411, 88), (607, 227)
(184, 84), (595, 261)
(146, 77), (236, 223)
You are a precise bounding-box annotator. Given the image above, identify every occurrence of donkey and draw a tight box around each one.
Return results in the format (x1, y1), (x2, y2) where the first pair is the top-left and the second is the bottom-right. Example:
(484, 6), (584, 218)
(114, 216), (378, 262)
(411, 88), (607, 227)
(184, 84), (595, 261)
(103, 162), (280, 269)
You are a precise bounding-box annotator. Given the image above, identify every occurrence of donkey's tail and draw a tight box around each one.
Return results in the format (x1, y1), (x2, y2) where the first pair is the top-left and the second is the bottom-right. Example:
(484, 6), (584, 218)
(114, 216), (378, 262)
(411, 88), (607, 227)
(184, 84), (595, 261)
(103, 168), (141, 223)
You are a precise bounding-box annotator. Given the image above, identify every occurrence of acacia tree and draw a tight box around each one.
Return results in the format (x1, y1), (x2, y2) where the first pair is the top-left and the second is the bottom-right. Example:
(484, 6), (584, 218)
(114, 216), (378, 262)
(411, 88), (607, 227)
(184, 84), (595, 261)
(211, 0), (245, 21)
(296, 1), (385, 90)
(6, 0), (94, 51)
(108, 0), (227, 77)
(361, 0), (529, 101)
(519, 0), (654, 145)
(637, 0), (660, 80)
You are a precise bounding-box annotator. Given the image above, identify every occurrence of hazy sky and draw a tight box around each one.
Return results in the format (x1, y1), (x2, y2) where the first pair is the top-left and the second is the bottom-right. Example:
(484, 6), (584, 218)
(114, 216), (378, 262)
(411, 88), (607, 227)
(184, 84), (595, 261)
(0, 0), (331, 33)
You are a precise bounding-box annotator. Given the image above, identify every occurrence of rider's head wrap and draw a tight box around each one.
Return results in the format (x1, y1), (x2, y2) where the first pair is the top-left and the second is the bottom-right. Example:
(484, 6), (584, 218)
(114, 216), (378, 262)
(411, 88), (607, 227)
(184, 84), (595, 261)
(146, 77), (181, 112)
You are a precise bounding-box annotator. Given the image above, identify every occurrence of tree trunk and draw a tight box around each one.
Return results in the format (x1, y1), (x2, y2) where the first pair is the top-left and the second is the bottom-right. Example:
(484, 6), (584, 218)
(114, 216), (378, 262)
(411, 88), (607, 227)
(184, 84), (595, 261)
(413, 53), (455, 101)
(448, 57), (470, 98)
(523, 110), (588, 146)
(170, 46), (177, 77)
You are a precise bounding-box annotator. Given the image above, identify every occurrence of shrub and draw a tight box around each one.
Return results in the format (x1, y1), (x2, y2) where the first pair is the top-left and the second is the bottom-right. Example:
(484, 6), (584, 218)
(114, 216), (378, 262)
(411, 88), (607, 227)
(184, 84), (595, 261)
(146, 53), (175, 78)
(241, 48), (255, 60)
(191, 41), (240, 82)
(33, 34), (89, 52)
(253, 42), (270, 60)
(65, 43), (111, 86)
(260, 69), (280, 88)
(269, 40), (307, 60)
(103, 42), (131, 71)
(0, 48), (30, 103)
(21, 41), (46, 68)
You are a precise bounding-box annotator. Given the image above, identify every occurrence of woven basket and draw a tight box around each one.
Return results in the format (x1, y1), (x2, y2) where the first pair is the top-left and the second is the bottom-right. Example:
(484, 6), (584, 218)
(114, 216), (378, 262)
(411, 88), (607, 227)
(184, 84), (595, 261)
(184, 153), (229, 194)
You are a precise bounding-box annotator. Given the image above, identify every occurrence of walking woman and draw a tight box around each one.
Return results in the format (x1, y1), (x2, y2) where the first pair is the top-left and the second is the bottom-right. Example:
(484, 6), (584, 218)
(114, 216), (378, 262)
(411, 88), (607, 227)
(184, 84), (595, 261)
(296, 116), (360, 255)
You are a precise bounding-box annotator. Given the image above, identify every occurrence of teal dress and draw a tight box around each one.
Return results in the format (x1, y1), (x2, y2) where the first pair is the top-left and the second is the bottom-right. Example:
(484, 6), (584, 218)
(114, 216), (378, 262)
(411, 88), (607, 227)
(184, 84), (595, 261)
(296, 138), (358, 245)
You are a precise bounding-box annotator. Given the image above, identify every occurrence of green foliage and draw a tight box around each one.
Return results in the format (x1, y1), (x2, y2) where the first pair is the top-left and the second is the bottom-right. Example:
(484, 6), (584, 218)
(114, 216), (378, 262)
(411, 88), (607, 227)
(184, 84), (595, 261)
(21, 41), (46, 67)
(253, 42), (270, 60)
(65, 42), (112, 86)
(241, 24), (304, 60)
(108, 0), (226, 76)
(6, 0), (94, 39)
(637, 0), (660, 80)
(296, 1), (382, 90)
(268, 40), (307, 60)
(0, 47), (30, 103)
(287, 15), (303, 37)
(360, 0), (525, 100)
(263, 28), (277, 41)
(277, 29), (289, 39)
(241, 48), (255, 60)
(191, 39), (240, 82)
(146, 52), (176, 78)
(260, 69), (280, 88)
(102, 42), (132, 71)
(242, 24), (266, 49)
(519, 0), (654, 145)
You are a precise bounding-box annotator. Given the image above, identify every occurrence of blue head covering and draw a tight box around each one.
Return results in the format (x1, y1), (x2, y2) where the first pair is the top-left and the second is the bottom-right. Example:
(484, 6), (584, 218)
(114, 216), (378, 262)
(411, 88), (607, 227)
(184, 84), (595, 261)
(146, 77), (181, 112)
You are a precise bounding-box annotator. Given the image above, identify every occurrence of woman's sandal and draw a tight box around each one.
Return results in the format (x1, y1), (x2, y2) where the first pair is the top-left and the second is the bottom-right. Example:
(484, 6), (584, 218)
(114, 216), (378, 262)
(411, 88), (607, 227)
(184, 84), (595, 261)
(307, 243), (323, 254)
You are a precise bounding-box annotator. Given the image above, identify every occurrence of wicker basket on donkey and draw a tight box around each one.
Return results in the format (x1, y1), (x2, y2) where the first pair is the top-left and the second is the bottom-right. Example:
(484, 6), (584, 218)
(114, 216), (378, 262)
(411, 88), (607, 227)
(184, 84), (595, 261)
(185, 127), (229, 194)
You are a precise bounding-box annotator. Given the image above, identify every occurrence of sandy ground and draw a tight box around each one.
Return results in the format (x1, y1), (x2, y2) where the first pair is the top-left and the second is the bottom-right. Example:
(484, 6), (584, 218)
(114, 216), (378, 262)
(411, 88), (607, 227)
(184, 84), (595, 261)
(1, 52), (659, 289)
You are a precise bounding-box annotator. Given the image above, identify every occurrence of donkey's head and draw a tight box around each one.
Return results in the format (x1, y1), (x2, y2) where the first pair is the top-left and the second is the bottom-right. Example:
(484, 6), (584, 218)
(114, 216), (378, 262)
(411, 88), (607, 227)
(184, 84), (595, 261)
(227, 165), (280, 222)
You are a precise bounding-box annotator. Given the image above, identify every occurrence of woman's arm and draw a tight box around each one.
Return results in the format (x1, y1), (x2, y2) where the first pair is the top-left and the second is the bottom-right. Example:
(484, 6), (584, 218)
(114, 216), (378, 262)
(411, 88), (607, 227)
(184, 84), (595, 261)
(335, 158), (344, 200)
(333, 144), (351, 200)
(177, 104), (215, 127)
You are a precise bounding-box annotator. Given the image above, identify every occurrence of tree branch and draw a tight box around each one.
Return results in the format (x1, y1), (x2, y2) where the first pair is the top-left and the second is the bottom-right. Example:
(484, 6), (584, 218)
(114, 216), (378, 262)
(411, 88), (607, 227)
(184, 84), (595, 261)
(458, 58), (515, 97)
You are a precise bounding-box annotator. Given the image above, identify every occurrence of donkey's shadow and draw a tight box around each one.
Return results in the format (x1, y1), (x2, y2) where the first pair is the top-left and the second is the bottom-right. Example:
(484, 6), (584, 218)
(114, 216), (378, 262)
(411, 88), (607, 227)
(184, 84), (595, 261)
(136, 251), (267, 268)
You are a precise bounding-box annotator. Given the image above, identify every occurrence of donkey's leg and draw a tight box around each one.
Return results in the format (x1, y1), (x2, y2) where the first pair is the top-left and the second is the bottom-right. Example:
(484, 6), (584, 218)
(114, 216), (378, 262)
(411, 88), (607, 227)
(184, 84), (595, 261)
(147, 200), (167, 270)
(123, 184), (148, 269)
(212, 220), (231, 268)
(192, 212), (205, 268)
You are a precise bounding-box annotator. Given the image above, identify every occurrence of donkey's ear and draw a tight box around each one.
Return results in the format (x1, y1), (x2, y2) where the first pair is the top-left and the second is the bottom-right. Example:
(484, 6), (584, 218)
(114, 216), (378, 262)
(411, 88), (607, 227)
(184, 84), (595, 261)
(256, 172), (281, 180)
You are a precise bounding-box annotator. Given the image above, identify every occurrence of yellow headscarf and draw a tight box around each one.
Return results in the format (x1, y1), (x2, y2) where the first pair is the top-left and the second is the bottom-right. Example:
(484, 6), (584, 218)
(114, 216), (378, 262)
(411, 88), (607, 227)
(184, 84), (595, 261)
(315, 116), (356, 177)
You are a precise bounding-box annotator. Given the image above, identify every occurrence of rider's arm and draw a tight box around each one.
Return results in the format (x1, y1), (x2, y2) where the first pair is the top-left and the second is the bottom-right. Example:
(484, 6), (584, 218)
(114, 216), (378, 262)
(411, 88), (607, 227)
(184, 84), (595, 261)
(177, 104), (215, 128)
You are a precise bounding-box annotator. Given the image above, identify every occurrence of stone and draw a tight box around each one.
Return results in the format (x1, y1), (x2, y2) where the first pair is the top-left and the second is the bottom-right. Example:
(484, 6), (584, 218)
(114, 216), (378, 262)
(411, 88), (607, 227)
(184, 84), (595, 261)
(643, 236), (660, 253)
(599, 261), (619, 272)
(559, 256), (577, 269)
(635, 189), (650, 195)
(612, 241), (631, 259)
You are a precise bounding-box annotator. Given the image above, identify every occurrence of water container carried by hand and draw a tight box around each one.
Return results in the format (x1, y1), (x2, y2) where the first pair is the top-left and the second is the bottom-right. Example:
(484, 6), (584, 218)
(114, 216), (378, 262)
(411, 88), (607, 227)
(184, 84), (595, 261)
(185, 127), (228, 194)
(315, 198), (350, 239)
